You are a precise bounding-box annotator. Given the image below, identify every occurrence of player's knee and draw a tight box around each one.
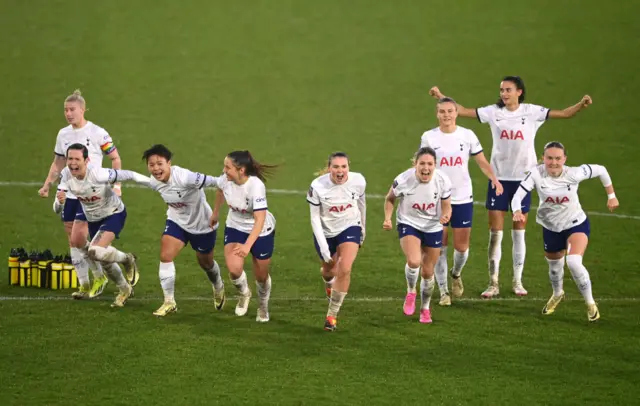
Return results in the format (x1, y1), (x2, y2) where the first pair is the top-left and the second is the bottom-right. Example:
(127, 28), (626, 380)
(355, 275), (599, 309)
(406, 256), (421, 269)
(196, 255), (213, 270)
(88, 246), (110, 263)
(160, 251), (176, 263)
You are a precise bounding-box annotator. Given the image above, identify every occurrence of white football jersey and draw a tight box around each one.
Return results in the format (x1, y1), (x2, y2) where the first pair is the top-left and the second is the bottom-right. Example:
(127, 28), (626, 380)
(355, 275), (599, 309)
(148, 166), (219, 235)
(515, 164), (611, 232)
(59, 165), (124, 222)
(306, 172), (366, 238)
(420, 126), (482, 204)
(476, 103), (549, 181)
(217, 175), (276, 236)
(54, 121), (116, 199)
(392, 168), (452, 233)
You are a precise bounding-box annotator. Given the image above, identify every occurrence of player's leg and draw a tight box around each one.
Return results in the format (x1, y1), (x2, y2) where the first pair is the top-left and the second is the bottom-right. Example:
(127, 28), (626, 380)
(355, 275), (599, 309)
(325, 237), (360, 331)
(450, 202), (473, 299)
(62, 199), (99, 299)
(434, 226), (450, 304)
(71, 207), (109, 298)
(542, 246), (566, 316)
(192, 229), (225, 311)
(564, 220), (598, 321)
(249, 230), (275, 322)
(418, 237), (442, 324)
(152, 225), (185, 316)
(314, 234), (337, 299)
(86, 211), (134, 307)
(398, 224), (423, 316)
(223, 228), (252, 317)
(484, 179), (511, 298)
(511, 189), (531, 296)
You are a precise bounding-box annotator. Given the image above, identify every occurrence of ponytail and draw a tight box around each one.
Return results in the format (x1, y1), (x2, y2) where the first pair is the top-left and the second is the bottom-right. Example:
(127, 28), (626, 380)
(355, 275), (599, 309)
(227, 150), (277, 183)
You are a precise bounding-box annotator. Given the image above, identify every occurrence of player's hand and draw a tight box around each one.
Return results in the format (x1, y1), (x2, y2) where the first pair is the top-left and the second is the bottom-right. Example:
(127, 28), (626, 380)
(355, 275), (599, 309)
(581, 95), (592, 107)
(607, 197), (619, 212)
(429, 86), (444, 100)
(209, 213), (219, 228)
(382, 219), (393, 230)
(113, 184), (122, 196)
(439, 212), (451, 225)
(360, 229), (366, 246)
(56, 191), (66, 205)
(321, 250), (333, 264)
(38, 184), (50, 198)
(513, 210), (526, 223)
(493, 180), (504, 196)
(233, 244), (250, 258)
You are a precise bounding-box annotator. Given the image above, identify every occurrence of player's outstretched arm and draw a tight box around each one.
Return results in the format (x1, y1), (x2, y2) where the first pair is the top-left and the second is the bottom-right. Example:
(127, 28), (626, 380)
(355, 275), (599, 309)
(382, 187), (396, 230)
(429, 86), (478, 118)
(39, 155), (66, 197)
(576, 164), (618, 212)
(96, 168), (151, 187)
(548, 95), (592, 119)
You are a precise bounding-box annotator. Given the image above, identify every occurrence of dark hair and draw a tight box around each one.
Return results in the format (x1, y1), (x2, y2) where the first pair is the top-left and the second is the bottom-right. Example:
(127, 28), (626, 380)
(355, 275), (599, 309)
(437, 97), (457, 107)
(497, 76), (526, 108)
(544, 141), (566, 155)
(414, 146), (437, 162)
(227, 150), (277, 183)
(66, 143), (88, 159)
(142, 144), (173, 162)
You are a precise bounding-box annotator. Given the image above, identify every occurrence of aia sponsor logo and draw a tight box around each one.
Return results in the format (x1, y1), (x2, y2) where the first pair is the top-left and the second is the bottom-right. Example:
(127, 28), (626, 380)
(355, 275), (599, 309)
(545, 196), (570, 204)
(500, 130), (524, 140)
(329, 204), (353, 213)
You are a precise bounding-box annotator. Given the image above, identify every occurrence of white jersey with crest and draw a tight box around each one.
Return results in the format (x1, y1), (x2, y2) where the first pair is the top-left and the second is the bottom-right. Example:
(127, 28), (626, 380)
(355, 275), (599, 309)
(217, 175), (276, 236)
(420, 126), (483, 204)
(148, 166), (219, 235)
(392, 168), (452, 233)
(58, 165), (124, 223)
(476, 103), (550, 181)
(306, 172), (367, 238)
(54, 121), (116, 199)
(513, 164), (611, 232)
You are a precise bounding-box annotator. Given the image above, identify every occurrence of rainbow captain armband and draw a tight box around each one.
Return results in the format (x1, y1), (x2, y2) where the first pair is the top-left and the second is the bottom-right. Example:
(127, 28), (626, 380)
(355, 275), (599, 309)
(101, 141), (116, 155)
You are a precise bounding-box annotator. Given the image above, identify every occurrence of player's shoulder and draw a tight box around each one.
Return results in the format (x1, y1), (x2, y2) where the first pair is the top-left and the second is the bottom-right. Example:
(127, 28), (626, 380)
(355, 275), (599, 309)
(248, 175), (266, 189)
(349, 171), (366, 186)
(526, 164), (546, 178)
(453, 125), (478, 140)
(521, 103), (547, 113)
(86, 121), (108, 134)
(395, 168), (415, 185)
(311, 173), (332, 190)
(564, 164), (589, 178)
(57, 125), (74, 137)
(479, 103), (500, 112)
(421, 127), (440, 139)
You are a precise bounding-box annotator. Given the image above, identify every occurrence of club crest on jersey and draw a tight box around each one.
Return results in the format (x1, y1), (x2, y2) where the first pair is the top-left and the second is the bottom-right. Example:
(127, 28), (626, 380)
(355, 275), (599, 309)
(440, 156), (463, 167)
(329, 204), (352, 213)
(521, 117), (526, 125)
(500, 130), (524, 140)
(545, 196), (570, 204)
(459, 143), (464, 151)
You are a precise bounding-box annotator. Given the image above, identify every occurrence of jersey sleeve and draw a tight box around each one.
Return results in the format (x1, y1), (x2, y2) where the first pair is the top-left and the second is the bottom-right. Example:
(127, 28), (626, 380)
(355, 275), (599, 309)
(529, 104), (550, 122)
(95, 128), (117, 155)
(519, 168), (539, 192)
(54, 132), (65, 157)
(468, 130), (483, 155)
(58, 167), (70, 191)
(251, 179), (268, 212)
(419, 131), (430, 149)
(181, 169), (218, 189)
(476, 104), (496, 124)
(93, 168), (119, 184)
(568, 164), (612, 187)
(307, 183), (320, 206)
(391, 175), (405, 197)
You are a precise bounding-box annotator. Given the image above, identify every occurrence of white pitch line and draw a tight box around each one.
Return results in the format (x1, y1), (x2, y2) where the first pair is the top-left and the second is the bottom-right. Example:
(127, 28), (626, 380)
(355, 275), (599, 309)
(2, 181), (639, 221)
(0, 295), (638, 302)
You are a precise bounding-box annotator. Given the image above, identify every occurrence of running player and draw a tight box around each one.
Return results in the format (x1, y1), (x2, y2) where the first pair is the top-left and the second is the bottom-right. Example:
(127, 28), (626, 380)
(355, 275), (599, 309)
(55, 144), (141, 308)
(39, 90), (134, 299)
(211, 151), (277, 322)
(420, 97), (503, 305)
(383, 147), (452, 324)
(511, 141), (618, 322)
(307, 152), (366, 332)
(430, 77), (593, 297)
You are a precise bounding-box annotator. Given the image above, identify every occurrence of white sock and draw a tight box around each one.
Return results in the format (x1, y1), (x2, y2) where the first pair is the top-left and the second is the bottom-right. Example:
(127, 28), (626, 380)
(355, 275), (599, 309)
(104, 263), (129, 290)
(452, 248), (469, 278)
(488, 230), (503, 284)
(70, 247), (90, 288)
(434, 247), (449, 295)
(231, 271), (250, 295)
(256, 275), (272, 308)
(84, 242), (104, 279)
(566, 255), (595, 305)
(159, 261), (176, 302)
(420, 276), (435, 310)
(88, 245), (129, 264)
(404, 264), (419, 293)
(546, 257), (565, 296)
(512, 230), (526, 283)
(327, 290), (346, 317)
(203, 261), (223, 290)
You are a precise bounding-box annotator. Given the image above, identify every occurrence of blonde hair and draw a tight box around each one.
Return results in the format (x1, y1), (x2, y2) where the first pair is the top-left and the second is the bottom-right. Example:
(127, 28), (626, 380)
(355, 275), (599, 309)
(64, 89), (86, 109)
